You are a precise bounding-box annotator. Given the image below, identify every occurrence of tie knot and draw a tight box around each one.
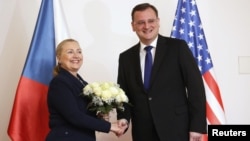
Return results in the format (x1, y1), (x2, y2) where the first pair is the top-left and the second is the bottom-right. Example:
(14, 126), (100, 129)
(144, 46), (153, 52)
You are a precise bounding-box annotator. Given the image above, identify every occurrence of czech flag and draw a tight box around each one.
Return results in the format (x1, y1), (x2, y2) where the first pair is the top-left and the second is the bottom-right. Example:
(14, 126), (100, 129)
(7, 0), (69, 140)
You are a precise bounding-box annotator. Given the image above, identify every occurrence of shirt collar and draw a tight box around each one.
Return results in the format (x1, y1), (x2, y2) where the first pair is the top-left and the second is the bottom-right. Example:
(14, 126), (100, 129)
(140, 35), (158, 52)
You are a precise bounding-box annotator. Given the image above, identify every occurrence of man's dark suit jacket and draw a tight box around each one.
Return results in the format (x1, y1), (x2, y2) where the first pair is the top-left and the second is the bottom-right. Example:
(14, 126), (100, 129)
(46, 68), (110, 141)
(117, 34), (207, 141)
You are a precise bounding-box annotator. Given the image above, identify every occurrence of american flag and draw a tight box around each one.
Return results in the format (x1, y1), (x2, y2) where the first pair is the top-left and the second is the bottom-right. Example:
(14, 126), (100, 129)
(170, 0), (226, 139)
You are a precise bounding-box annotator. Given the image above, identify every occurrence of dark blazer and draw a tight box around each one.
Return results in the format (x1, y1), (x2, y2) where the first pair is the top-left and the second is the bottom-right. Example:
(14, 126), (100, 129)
(46, 68), (110, 141)
(117, 35), (207, 141)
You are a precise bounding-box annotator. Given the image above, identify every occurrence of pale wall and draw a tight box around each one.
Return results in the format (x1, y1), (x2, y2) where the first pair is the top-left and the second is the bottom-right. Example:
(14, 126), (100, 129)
(1, 0), (250, 141)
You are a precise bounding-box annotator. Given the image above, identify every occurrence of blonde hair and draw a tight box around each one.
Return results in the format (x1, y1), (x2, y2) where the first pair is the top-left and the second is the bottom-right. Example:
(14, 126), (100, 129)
(53, 38), (79, 76)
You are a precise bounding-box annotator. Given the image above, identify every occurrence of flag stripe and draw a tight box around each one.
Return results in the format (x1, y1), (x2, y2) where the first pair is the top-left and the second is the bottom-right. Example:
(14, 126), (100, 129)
(22, 0), (55, 85)
(201, 134), (208, 141)
(8, 77), (49, 140)
(203, 71), (224, 110)
(206, 101), (221, 124)
(205, 89), (227, 124)
(204, 70), (226, 124)
(53, 0), (70, 45)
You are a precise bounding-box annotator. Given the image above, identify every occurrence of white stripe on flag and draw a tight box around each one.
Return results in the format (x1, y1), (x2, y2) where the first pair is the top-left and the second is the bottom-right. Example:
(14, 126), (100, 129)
(53, 0), (70, 46)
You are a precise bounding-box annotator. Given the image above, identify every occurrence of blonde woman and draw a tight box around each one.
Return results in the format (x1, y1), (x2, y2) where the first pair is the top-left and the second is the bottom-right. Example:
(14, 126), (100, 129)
(46, 39), (122, 141)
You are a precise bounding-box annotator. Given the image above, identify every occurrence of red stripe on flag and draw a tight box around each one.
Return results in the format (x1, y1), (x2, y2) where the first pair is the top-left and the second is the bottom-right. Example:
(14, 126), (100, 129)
(206, 101), (221, 124)
(8, 76), (49, 141)
(201, 134), (208, 141)
(203, 71), (224, 111)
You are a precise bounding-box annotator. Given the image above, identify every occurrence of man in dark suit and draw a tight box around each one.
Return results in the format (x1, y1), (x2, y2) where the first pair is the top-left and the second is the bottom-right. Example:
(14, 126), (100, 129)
(116, 3), (207, 141)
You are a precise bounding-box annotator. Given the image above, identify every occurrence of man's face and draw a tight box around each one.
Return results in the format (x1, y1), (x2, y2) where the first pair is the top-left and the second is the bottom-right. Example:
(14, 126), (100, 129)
(131, 8), (160, 45)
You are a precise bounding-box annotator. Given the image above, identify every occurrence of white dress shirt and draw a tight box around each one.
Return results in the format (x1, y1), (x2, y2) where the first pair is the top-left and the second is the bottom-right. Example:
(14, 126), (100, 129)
(139, 36), (158, 82)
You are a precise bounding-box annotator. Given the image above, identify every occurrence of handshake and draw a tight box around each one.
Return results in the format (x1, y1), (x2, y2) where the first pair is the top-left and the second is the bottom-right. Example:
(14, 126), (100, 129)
(110, 119), (129, 137)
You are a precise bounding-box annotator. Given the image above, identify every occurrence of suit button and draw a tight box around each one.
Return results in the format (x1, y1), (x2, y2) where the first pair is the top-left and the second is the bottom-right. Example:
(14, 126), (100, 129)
(65, 131), (69, 135)
(148, 97), (152, 101)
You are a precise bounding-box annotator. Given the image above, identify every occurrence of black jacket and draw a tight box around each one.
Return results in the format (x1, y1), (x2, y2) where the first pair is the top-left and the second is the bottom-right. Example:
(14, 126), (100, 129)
(46, 68), (110, 141)
(117, 35), (207, 141)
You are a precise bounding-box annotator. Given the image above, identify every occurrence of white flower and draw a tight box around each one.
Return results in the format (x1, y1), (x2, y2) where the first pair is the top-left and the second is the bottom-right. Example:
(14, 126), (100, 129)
(81, 82), (129, 115)
(83, 85), (92, 96)
(109, 86), (119, 95)
(115, 91), (128, 103)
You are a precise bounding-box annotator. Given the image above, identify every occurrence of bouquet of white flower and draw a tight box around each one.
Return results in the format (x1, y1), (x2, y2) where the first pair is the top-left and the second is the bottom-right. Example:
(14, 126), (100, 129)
(81, 82), (129, 120)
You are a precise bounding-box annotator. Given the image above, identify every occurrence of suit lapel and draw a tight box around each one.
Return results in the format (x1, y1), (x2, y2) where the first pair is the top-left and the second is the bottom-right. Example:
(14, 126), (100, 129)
(133, 44), (144, 88)
(150, 35), (168, 88)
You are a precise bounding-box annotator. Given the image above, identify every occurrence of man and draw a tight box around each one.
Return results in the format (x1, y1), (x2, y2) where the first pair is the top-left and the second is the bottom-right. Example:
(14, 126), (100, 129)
(116, 3), (207, 141)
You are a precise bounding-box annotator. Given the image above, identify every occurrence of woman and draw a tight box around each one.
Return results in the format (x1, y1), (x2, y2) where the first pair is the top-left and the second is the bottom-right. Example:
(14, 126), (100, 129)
(46, 39), (121, 141)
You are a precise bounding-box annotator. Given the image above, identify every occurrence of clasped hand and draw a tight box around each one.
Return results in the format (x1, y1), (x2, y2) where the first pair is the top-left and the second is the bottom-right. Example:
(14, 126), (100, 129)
(110, 119), (128, 137)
